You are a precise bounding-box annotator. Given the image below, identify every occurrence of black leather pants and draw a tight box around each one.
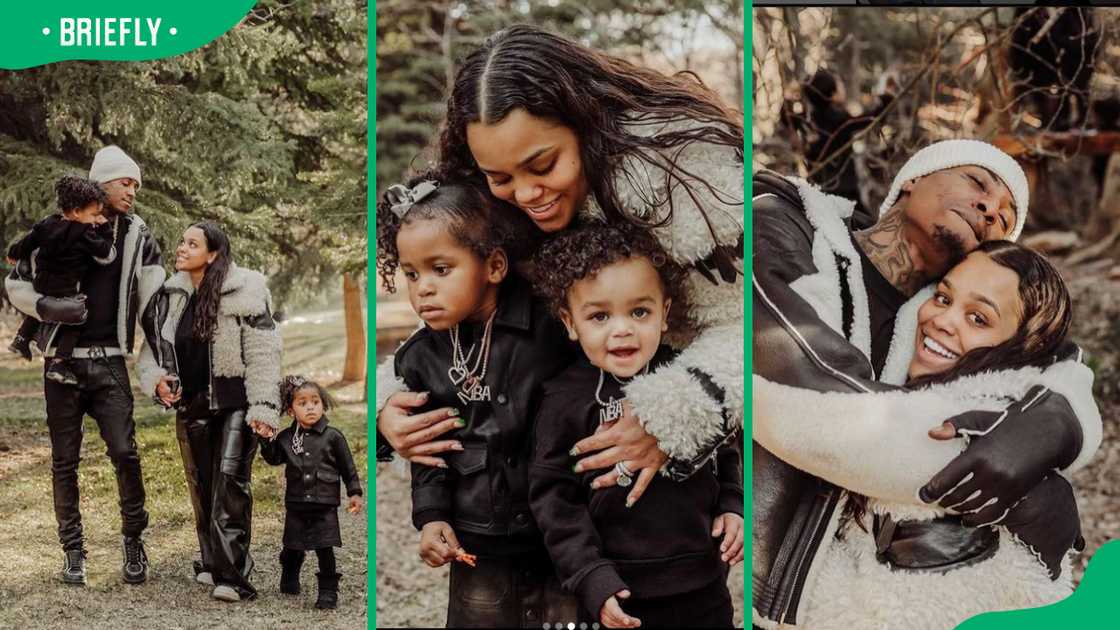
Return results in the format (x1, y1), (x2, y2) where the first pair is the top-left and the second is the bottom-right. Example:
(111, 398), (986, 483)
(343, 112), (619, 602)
(44, 356), (148, 551)
(446, 549), (581, 628)
(177, 407), (259, 599)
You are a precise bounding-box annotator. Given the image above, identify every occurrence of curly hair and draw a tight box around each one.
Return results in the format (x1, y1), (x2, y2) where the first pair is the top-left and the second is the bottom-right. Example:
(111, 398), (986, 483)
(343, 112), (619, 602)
(436, 24), (743, 231)
(56, 174), (107, 213)
(375, 168), (539, 293)
(280, 375), (336, 414)
(531, 222), (691, 331)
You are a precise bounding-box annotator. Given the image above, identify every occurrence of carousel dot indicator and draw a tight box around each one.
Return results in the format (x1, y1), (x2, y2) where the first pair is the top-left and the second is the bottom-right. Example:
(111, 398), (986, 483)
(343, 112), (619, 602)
(568, 624), (576, 630)
(42, 27), (50, 35)
(169, 27), (178, 35)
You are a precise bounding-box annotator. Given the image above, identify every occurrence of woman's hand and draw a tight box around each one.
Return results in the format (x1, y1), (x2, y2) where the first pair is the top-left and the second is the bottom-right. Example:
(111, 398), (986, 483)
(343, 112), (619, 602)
(347, 495), (364, 514)
(248, 420), (275, 439)
(600, 590), (641, 628)
(713, 512), (744, 566)
(155, 375), (182, 407)
(572, 402), (668, 506)
(418, 521), (461, 568)
(378, 391), (464, 468)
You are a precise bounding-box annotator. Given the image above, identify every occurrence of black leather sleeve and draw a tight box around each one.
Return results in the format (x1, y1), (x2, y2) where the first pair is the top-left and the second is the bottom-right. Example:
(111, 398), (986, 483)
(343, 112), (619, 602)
(752, 171), (896, 395)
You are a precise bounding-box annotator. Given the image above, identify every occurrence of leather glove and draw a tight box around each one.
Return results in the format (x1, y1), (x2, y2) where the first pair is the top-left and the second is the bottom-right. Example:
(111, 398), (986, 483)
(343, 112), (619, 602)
(919, 385), (1082, 522)
(965, 474), (1084, 580)
(37, 294), (88, 324)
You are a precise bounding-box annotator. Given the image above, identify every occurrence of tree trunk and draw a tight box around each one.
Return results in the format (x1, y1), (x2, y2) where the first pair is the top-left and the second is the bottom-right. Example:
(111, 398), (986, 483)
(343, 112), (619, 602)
(341, 273), (366, 385)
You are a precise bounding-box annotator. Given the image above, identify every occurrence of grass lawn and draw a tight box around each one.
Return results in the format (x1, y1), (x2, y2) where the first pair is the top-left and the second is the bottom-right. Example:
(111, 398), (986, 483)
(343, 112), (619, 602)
(0, 309), (368, 629)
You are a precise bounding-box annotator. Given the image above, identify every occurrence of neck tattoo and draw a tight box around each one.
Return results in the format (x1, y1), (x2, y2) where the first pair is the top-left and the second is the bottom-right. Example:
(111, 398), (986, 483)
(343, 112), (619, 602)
(448, 309), (497, 405)
(853, 208), (930, 296)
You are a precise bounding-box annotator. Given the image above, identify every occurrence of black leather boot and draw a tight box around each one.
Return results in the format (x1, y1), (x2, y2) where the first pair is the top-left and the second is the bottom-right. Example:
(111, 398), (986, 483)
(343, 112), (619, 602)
(122, 535), (149, 584)
(315, 572), (340, 610)
(61, 548), (87, 585)
(8, 334), (32, 360)
(279, 549), (304, 595)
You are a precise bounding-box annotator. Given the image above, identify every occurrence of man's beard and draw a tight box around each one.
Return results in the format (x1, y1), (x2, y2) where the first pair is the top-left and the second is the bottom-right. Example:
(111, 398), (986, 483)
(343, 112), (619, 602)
(932, 224), (968, 267)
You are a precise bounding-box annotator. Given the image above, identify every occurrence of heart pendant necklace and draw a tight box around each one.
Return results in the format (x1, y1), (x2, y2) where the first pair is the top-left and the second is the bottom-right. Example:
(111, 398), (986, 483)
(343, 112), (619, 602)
(448, 309), (497, 404)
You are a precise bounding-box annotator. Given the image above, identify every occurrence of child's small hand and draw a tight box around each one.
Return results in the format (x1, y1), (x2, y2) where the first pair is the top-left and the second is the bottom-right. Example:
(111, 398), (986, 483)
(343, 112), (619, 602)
(4, 256), (16, 266)
(418, 521), (461, 568)
(600, 590), (641, 628)
(347, 495), (363, 514)
(712, 512), (744, 566)
(248, 420), (275, 439)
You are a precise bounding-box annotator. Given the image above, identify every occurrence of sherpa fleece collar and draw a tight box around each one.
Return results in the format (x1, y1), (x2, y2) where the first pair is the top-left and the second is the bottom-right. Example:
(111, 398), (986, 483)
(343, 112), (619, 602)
(163, 264), (270, 317)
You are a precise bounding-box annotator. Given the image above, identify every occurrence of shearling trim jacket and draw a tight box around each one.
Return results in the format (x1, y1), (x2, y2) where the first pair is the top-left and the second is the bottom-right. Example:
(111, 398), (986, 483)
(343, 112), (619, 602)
(4, 212), (165, 354)
(137, 265), (283, 428)
(750, 170), (1100, 629)
(378, 115), (745, 480)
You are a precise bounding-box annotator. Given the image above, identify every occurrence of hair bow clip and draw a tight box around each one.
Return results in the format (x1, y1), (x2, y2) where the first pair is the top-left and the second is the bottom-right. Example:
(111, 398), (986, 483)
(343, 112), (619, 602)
(387, 180), (440, 219)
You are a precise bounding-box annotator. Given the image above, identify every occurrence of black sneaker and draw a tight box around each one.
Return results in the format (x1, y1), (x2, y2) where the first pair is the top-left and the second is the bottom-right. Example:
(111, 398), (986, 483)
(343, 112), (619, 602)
(122, 535), (149, 584)
(45, 360), (79, 386)
(61, 548), (87, 585)
(8, 335), (32, 361)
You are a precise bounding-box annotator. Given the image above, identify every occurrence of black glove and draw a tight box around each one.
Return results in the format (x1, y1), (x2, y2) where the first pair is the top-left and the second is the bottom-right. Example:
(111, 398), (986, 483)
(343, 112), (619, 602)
(968, 474), (1084, 580)
(36, 294), (89, 325)
(919, 385), (1082, 522)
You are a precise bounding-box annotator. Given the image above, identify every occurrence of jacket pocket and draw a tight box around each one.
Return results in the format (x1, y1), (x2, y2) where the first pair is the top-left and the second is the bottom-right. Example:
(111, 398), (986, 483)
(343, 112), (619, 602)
(448, 444), (493, 528)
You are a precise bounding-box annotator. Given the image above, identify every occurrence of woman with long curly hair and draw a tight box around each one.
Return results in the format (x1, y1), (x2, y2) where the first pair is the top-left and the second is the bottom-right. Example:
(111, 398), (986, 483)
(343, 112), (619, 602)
(138, 221), (282, 602)
(378, 23), (744, 507)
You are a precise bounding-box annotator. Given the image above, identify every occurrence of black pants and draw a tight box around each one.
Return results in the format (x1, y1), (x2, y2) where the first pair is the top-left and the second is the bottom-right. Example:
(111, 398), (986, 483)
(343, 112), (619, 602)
(614, 578), (734, 628)
(446, 549), (581, 628)
(44, 355), (148, 551)
(280, 546), (336, 575)
(177, 408), (259, 599)
(16, 314), (37, 341)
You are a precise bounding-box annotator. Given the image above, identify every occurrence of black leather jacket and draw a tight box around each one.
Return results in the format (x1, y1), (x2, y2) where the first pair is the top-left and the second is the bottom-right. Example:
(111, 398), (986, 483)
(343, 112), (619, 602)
(751, 170), (1085, 625)
(393, 275), (578, 545)
(260, 415), (362, 506)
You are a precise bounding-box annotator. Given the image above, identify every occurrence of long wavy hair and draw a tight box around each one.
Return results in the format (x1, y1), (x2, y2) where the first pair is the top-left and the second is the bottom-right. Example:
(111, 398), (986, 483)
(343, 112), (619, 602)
(841, 240), (1073, 532)
(437, 24), (743, 232)
(189, 221), (232, 343)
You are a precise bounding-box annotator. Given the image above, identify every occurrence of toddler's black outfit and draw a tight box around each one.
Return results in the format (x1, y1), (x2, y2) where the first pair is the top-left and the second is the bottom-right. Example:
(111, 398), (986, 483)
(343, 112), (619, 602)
(530, 347), (744, 628)
(260, 415), (362, 609)
(6, 214), (114, 385)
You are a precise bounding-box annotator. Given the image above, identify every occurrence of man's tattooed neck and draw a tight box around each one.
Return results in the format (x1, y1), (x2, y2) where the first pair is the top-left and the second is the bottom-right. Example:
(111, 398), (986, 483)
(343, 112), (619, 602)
(853, 209), (931, 296)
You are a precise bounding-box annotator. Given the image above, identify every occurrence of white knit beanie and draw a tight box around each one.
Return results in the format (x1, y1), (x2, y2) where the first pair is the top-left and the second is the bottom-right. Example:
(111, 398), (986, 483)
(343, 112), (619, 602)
(88, 145), (142, 188)
(878, 139), (1029, 241)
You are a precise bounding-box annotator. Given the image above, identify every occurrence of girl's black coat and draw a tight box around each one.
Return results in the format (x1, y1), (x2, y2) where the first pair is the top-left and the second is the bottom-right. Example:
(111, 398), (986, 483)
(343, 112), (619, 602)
(260, 415), (363, 506)
(393, 275), (577, 552)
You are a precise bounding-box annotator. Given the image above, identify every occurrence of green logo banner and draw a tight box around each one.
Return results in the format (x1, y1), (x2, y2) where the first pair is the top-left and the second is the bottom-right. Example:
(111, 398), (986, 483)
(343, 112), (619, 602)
(0, 0), (255, 69)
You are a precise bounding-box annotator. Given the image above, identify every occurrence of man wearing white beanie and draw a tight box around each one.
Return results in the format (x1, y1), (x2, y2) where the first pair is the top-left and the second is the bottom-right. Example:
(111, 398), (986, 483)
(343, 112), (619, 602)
(4, 144), (164, 587)
(751, 140), (1097, 629)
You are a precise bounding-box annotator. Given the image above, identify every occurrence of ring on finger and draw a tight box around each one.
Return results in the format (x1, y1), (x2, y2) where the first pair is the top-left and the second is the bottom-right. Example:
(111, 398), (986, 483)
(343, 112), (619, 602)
(615, 462), (634, 487)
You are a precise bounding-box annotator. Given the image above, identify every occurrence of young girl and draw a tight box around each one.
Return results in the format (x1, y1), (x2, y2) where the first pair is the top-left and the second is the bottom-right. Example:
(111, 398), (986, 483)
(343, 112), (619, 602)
(260, 376), (363, 610)
(753, 241), (1097, 629)
(529, 224), (743, 629)
(375, 171), (581, 627)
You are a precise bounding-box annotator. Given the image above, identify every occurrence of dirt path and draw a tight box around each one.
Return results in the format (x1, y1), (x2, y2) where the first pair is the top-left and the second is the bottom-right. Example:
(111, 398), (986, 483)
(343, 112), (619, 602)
(0, 314), (369, 629)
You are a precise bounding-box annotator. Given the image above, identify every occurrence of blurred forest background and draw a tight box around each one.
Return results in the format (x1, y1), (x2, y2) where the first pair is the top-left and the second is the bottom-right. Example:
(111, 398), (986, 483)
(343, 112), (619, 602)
(375, 1), (744, 627)
(0, 0), (369, 385)
(754, 5), (1120, 584)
